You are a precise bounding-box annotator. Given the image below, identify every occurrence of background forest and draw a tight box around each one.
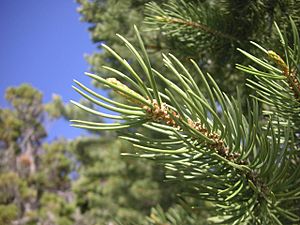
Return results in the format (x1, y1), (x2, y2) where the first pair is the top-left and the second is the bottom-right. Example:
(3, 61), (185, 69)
(1, 0), (300, 225)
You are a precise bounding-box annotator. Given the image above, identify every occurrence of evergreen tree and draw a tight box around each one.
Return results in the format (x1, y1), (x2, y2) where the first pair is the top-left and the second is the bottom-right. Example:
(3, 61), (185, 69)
(72, 15), (300, 225)
(0, 83), (177, 225)
(69, 137), (178, 225)
(0, 84), (75, 225)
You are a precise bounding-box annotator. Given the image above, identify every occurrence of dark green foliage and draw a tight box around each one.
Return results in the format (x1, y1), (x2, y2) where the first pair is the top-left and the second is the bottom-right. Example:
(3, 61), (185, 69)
(70, 137), (178, 224)
(37, 141), (73, 190)
(144, 0), (300, 93)
(147, 204), (207, 225)
(77, 0), (300, 95)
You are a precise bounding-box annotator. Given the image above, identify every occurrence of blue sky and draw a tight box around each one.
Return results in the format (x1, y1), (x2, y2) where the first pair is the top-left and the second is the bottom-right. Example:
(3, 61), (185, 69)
(0, 1), (100, 140)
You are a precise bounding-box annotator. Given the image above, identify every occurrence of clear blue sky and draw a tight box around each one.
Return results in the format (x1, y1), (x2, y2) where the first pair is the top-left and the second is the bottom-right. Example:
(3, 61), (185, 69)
(0, 1), (99, 140)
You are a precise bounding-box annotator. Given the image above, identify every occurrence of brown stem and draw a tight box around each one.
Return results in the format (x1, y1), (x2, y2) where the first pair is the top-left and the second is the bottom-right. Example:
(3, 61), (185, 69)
(157, 16), (238, 42)
(143, 99), (245, 164)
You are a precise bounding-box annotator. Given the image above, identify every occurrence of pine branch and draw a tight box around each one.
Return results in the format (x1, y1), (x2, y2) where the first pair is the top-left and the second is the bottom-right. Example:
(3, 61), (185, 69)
(144, 0), (239, 47)
(72, 25), (300, 224)
(268, 50), (300, 100)
(154, 15), (238, 42)
(237, 19), (300, 130)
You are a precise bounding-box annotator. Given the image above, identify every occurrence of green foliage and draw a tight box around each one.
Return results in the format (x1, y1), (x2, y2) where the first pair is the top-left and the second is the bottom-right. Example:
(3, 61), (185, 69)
(0, 172), (20, 203)
(0, 84), (75, 225)
(237, 19), (300, 130)
(145, 0), (300, 55)
(5, 83), (43, 111)
(0, 109), (22, 144)
(146, 204), (206, 225)
(144, 0), (300, 93)
(37, 141), (73, 190)
(76, 0), (177, 111)
(1, 1), (299, 224)
(71, 137), (178, 224)
(39, 193), (75, 225)
(0, 204), (18, 225)
(72, 21), (300, 224)
(77, 0), (300, 96)
(77, 0), (161, 74)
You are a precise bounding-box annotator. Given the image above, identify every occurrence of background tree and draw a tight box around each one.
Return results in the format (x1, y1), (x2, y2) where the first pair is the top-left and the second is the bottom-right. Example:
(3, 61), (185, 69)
(0, 83), (179, 225)
(46, 93), (182, 224)
(69, 137), (176, 225)
(0, 84), (75, 225)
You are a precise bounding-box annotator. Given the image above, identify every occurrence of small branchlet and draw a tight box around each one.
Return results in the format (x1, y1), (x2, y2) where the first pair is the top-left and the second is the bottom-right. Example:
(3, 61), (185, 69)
(107, 78), (245, 165)
(143, 99), (245, 165)
(154, 15), (237, 41)
(268, 50), (300, 100)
